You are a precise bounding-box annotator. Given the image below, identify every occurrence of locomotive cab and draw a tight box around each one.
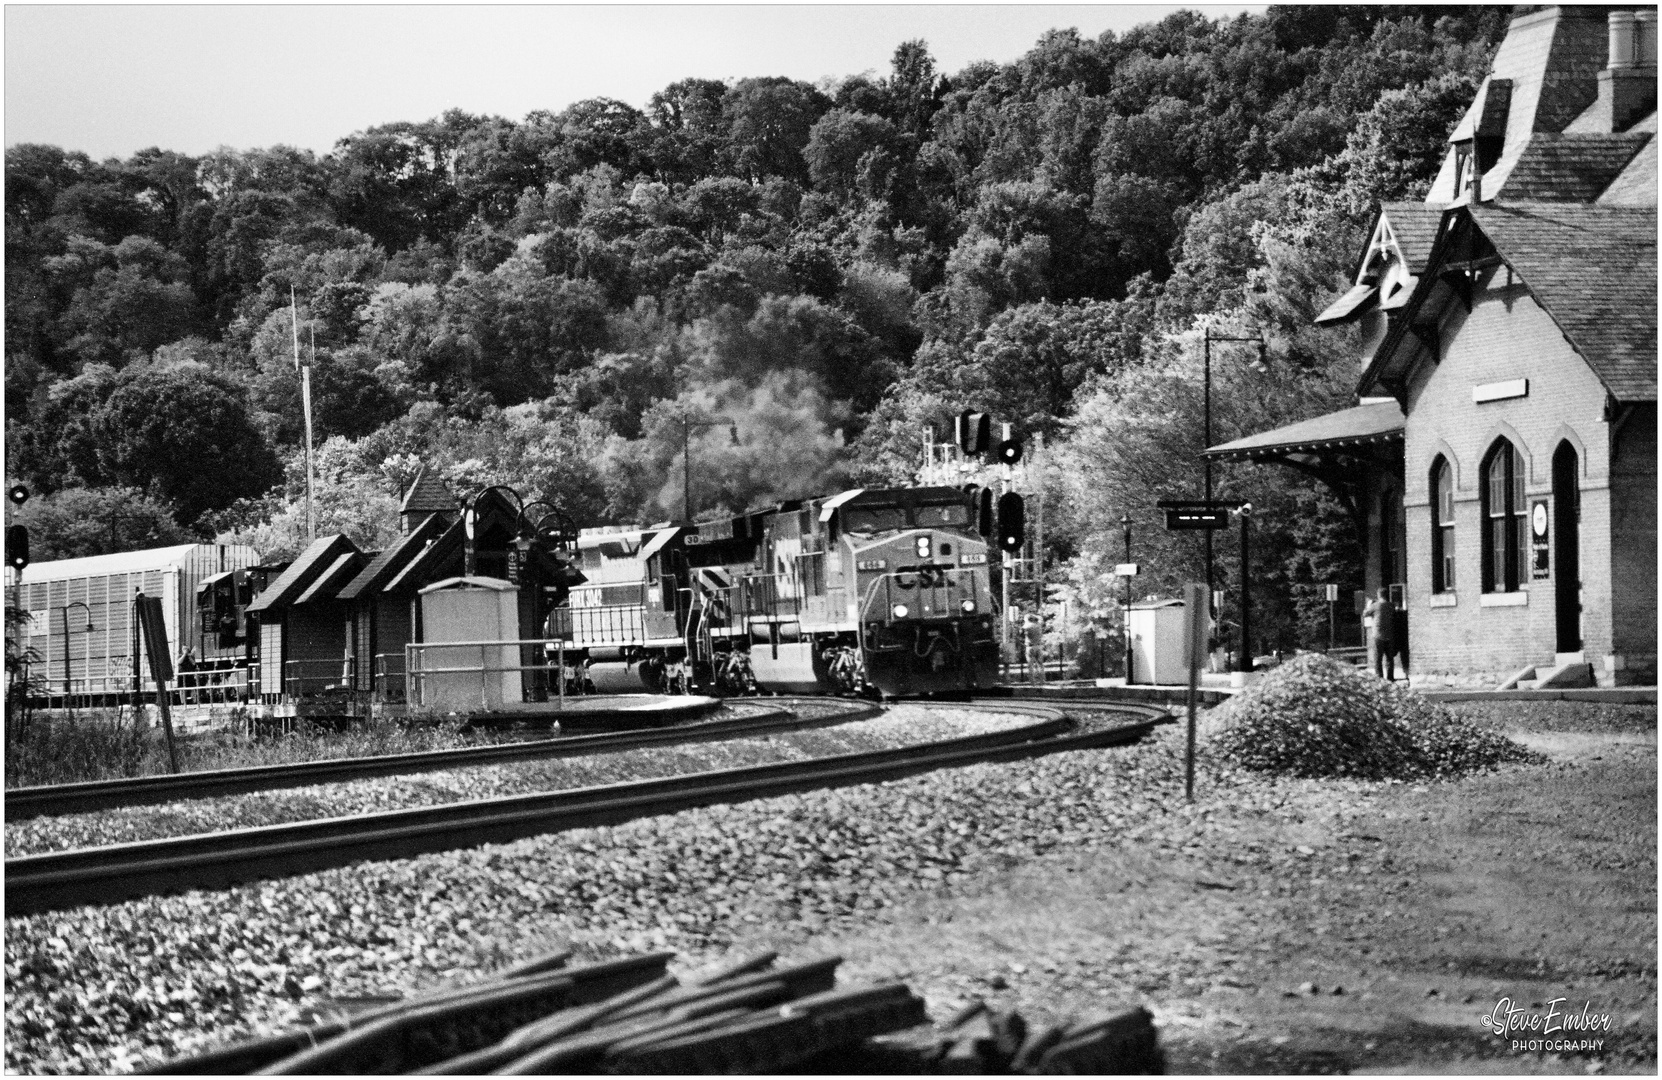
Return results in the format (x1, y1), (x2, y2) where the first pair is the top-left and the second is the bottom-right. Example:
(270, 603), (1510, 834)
(826, 488), (999, 696)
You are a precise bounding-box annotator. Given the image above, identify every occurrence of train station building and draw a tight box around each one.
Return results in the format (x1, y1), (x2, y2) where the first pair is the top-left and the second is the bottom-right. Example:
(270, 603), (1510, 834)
(1208, 6), (1657, 687)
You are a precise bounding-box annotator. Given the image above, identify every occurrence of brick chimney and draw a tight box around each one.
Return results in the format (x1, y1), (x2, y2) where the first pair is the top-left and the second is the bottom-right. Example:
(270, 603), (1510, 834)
(1592, 9), (1658, 132)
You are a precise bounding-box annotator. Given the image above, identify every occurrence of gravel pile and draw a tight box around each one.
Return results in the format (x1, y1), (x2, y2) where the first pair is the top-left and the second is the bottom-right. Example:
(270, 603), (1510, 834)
(4, 706), (1028, 856)
(5, 713), (1185, 1075)
(1208, 653), (1542, 780)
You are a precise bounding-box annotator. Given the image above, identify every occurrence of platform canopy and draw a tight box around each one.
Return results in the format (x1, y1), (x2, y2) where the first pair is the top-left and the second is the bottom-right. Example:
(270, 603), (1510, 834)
(1203, 400), (1404, 547)
(1203, 400), (1404, 462)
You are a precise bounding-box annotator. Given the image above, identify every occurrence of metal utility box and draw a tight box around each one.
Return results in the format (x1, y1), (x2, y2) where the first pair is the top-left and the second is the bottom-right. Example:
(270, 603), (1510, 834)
(1126, 597), (1210, 686)
(416, 576), (520, 710)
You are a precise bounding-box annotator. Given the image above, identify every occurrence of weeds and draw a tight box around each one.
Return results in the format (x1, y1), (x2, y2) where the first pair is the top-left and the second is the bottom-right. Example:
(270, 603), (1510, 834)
(3, 710), (521, 788)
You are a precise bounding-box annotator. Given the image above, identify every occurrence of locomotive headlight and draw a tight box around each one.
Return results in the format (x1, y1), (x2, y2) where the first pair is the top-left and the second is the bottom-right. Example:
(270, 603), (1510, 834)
(892, 604), (909, 619)
(915, 535), (931, 559)
(960, 599), (976, 613)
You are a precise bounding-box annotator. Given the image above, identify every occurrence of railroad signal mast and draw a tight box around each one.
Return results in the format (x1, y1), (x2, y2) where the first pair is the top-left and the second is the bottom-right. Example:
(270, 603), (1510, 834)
(920, 414), (1039, 678)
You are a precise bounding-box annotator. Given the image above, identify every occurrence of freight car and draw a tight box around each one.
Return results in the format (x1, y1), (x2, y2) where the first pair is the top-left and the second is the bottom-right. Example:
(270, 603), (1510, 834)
(8, 544), (282, 705)
(547, 486), (1000, 697)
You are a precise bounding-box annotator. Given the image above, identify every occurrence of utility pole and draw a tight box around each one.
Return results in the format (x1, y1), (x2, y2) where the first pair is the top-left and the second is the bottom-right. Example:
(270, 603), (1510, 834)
(1202, 329), (1265, 619)
(679, 415), (732, 523)
(1000, 422), (1013, 660)
(1239, 504), (1254, 672)
(291, 287), (316, 545)
(1121, 513), (1133, 682)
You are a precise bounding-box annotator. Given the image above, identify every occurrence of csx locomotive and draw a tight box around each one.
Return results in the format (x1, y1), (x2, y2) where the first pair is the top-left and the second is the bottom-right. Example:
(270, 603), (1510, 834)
(550, 486), (1000, 697)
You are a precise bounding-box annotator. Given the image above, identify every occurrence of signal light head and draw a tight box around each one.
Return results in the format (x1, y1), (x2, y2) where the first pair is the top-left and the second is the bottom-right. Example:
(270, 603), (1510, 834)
(994, 439), (1023, 465)
(7, 485), (28, 506)
(5, 524), (29, 573)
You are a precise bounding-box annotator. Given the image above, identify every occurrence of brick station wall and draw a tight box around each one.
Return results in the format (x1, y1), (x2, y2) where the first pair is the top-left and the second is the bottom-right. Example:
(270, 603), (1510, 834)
(1608, 404), (1657, 684)
(1399, 267), (1618, 680)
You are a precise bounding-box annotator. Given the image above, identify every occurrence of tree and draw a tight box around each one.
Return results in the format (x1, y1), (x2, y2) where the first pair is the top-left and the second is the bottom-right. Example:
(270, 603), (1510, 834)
(12, 486), (193, 559)
(804, 110), (900, 200)
(889, 40), (943, 135)
(54, 236), (199, 367)
(7, 363), (121, 493)
(212, 436), (402, 561)
(93, 364), (282, 526)
(722, 78), (833, 184)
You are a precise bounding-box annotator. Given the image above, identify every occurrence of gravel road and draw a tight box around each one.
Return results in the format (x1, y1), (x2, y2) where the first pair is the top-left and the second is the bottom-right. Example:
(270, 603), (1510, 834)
(3, 699), (1651, 1075)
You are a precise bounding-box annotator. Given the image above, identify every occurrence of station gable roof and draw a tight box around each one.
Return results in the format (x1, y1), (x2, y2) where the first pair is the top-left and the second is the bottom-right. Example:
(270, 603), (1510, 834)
(1468, 203), (1657, 401)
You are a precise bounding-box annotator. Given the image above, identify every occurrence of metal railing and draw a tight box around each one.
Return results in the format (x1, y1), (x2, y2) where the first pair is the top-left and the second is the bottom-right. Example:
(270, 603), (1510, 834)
(284, 658), (355, 700)
(373, 652), (408, 702)
(20, 665), (259, 707)
(549, 604), (648, 646)
(406, 638), (568, 712)
(740, 574), (801, 621)
(174, 664), (255, 704)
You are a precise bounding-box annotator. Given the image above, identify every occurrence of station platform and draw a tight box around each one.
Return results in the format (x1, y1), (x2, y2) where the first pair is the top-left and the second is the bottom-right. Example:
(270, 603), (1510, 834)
(994, 678), (1656, 708)
(377, 694), (726, 730)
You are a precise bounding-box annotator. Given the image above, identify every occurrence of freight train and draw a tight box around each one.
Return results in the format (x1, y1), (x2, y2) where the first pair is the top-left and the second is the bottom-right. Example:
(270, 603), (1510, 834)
(7, 544), (281, 704)
(551, 485), (1000, 697)
(7, 484), (1006, 708)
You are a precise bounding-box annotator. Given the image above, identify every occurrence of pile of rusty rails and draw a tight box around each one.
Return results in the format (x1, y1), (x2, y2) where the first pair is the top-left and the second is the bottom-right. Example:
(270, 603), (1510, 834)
(152, 949), (1163, 1075)
(5, 701), (1167, 916)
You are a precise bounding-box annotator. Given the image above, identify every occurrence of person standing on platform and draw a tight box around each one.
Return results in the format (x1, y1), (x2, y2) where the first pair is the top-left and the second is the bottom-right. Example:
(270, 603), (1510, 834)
(1363, 588), (1399, 681)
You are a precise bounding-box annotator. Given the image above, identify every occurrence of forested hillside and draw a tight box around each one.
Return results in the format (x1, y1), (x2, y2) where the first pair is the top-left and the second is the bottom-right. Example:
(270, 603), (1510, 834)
(4, 5), (1509, 653)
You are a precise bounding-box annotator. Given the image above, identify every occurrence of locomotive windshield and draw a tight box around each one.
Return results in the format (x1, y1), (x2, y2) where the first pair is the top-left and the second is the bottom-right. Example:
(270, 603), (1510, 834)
(842, 506), (907, 533)
(915, 503), (971, 527)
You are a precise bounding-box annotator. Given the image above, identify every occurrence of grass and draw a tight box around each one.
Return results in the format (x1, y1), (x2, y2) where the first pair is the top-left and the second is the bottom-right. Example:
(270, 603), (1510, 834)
(2, 709), (520, 788)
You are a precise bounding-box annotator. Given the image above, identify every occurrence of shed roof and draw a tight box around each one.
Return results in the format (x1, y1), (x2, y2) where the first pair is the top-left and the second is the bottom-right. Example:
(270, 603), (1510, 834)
(246, 535), (361, 613)
(293, 551), (364, 606)
(1204, 401), (1405, 461)
(1469, 202), (1658, 401)
(337, 512), (448, 601)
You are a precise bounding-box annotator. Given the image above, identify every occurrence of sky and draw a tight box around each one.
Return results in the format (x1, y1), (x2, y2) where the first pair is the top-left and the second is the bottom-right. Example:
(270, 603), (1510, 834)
(5, 4), (1263, 161)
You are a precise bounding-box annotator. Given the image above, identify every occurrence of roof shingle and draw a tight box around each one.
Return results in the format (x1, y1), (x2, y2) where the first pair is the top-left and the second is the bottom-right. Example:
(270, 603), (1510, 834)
(1469, 203), (1658, 402)
(1494, 132), (1653, 201)
(400, 466), (455, 516)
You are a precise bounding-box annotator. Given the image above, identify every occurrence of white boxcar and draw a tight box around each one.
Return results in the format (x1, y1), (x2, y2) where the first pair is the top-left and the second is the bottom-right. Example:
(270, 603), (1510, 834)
(9, 543), (261, 697)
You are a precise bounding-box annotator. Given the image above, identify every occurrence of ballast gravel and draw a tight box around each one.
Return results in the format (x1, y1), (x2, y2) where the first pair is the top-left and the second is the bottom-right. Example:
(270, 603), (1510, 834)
(1210, 654), (1541, 780)
(5, 704), (1027, 856)
(3, 701), (1556, 1075)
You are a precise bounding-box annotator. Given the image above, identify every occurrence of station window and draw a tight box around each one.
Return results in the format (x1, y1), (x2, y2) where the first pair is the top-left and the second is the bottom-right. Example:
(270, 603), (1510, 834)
(1480, 439), (1527, 592)
(1430, 457), (1455, 592)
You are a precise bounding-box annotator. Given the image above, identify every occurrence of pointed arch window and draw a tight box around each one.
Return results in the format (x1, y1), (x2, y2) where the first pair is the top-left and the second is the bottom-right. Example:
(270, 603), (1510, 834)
(1431, 457), (1455, 593)
(1481, 440), (1527, 592)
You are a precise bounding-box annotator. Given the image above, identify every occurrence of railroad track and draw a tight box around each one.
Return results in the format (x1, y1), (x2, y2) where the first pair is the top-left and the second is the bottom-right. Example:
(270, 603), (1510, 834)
(5, 701), (1163, 916)
(3, 698), (877, 821)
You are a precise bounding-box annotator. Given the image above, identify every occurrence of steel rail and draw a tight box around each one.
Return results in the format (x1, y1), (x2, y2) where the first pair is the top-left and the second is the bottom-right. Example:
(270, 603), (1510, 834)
(3, 698), (879, 821)
(6, 703), (1162, 916)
